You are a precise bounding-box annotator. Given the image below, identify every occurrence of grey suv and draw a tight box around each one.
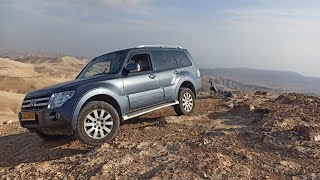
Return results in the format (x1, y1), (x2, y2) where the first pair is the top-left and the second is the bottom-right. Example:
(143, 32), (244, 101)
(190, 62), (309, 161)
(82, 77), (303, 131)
(19, 45), (202, 145)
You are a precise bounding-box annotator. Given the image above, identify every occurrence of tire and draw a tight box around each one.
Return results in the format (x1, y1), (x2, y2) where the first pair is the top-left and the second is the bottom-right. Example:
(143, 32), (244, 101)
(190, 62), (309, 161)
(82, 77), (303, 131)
(35, 130), (65, 141)
(174, 88), (196, 115)
(75, 101), (120, 146)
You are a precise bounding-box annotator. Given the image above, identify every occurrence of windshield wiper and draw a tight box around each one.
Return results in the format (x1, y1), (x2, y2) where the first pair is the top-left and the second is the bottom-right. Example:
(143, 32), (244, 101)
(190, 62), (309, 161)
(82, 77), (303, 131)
(92, 72), (107, 77)
(92, 72), (115, 77)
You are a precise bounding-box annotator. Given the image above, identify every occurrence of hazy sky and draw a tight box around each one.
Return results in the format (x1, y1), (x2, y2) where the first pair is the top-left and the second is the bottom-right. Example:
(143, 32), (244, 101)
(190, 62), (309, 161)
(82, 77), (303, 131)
(1, 0), (320, 77)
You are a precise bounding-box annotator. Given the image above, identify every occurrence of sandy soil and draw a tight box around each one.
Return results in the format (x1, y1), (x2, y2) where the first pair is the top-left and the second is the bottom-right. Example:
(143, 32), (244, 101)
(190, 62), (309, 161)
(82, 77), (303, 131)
(0, 91), (24, 123)
(0, 93), (319, 179)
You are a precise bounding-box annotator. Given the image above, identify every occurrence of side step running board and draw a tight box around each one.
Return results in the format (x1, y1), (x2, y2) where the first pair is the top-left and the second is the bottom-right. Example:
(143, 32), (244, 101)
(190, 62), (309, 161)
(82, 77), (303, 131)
(123, 100), (179, 121)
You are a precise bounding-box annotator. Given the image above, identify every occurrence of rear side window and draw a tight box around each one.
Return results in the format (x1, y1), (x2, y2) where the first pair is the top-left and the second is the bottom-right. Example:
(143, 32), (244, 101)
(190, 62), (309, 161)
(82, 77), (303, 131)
(172, 51), (192, 68)
(151, 51), (177, 71)
(166, 52), (178, 68)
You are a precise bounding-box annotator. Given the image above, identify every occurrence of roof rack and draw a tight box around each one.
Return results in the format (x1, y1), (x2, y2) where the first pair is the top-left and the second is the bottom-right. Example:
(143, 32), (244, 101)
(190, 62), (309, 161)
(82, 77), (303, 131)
(136, 45), (183, 49)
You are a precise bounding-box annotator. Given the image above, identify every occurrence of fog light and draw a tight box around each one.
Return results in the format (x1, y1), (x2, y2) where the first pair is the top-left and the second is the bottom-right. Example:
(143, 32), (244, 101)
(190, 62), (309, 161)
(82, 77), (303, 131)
(55, 112), (60, 120)
(49, 112), (60, 121)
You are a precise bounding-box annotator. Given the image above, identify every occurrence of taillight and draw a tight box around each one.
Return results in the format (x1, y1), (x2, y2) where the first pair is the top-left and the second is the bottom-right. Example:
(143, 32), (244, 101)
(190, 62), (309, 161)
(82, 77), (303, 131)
(197, 68), (201, 77)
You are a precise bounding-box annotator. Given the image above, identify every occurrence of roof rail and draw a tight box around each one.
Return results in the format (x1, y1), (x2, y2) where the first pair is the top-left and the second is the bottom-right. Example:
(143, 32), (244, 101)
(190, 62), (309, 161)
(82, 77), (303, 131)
(136, 45), (183, 49)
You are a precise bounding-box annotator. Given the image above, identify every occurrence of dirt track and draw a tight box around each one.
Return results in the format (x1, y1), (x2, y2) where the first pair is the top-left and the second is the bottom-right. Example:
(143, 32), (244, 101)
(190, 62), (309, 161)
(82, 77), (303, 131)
(0, 93), (319, 179)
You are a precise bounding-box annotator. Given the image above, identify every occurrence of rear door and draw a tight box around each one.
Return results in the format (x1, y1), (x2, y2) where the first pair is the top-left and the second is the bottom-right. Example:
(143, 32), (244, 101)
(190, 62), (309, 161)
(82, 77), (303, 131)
(151, 50), (180, 101)
(122, 51), (164, 111)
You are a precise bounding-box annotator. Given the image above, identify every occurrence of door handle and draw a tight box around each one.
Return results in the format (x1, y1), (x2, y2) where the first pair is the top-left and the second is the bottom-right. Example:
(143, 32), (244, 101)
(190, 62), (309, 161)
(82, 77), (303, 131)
(174, 70), (179, 74)
(149, 74), (156, 79)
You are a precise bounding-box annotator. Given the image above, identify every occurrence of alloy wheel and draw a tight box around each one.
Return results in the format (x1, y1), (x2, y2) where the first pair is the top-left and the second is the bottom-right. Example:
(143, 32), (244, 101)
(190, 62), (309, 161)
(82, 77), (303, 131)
(83, 109), (113, 139)
(182, 92), (193, 112)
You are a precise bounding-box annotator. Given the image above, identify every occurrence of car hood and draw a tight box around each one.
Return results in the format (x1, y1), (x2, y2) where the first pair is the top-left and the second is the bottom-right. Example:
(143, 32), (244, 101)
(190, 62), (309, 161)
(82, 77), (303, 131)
(26, 74), (121, 98)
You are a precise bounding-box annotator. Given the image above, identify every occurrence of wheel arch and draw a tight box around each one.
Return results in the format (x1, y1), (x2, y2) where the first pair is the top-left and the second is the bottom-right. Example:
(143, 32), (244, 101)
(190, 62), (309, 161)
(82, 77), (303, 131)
(175, 78), (196, 100)
(71, 88), (125, 131)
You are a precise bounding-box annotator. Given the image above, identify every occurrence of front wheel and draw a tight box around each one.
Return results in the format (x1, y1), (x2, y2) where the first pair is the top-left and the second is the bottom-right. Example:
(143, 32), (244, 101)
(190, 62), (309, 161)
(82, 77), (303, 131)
(75, 101), (120, 146)
(174, 88), (196, 115)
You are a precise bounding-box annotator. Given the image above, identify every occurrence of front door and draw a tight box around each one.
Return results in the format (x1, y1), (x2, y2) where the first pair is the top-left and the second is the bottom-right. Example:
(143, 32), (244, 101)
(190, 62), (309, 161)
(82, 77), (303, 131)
(123, 52), (163, 111)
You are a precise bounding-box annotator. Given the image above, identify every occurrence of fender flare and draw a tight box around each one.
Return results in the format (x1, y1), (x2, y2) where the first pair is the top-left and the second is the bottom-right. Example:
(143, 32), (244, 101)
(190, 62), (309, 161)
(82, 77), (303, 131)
(174, 77), (196, 100)
(71, 88), (124, 131)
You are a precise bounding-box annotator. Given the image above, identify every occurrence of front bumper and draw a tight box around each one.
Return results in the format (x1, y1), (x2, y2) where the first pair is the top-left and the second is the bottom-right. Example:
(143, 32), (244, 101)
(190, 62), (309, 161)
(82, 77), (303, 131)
(19, 110), (71, 135)
(18, 98), (78, 135)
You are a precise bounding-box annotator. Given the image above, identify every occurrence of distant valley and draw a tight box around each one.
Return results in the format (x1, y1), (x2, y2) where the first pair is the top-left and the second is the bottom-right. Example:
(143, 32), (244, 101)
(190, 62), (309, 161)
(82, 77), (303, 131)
(201, 68), (320, 96)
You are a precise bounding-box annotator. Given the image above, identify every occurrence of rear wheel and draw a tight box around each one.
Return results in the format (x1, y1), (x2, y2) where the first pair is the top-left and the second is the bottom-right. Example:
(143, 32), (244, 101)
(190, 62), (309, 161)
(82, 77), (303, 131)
(174, 88), (195, 115)
(75, 101), (120, 146)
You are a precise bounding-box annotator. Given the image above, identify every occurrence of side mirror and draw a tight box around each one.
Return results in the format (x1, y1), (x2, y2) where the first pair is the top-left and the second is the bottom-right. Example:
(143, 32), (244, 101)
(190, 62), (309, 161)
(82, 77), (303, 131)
(125, 63), (141, 73)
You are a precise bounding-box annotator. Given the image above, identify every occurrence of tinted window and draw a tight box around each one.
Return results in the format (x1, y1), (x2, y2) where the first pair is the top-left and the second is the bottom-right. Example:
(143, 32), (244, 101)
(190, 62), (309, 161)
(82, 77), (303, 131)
(152, 51), (177, 71)
(152, 51), (169, 70)
(166, 52), (178, 68)
(172, 51), (192, 67)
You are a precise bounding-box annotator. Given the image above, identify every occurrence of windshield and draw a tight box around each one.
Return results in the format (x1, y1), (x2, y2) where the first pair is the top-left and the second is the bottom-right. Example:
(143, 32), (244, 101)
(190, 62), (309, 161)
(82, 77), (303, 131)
(77, 50), (127, 79)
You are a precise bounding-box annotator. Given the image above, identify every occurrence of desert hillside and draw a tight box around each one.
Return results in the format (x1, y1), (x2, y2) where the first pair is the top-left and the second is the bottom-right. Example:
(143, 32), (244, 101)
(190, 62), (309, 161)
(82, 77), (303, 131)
(0, 93), (319, 179)
(0, 56), (87, 123)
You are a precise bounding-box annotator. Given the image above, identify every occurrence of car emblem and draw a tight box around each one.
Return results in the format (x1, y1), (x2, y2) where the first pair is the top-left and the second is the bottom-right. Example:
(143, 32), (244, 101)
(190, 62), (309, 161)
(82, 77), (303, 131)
(29, 99), (36, 107)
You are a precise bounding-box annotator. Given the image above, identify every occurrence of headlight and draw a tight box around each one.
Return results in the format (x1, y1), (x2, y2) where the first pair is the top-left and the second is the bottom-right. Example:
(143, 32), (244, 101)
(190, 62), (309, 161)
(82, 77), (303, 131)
(48, 90), (75, 109)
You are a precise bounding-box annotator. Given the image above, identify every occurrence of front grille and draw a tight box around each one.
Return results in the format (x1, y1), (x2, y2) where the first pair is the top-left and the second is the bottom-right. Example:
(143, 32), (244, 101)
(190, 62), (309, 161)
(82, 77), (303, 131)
(22, 96), (50, 110)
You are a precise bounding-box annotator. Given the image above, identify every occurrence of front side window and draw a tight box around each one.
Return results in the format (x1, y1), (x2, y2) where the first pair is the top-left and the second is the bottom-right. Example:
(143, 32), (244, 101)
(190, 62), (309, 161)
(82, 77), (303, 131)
(78, 50), (126, 79)
(127, 53), (152, 72)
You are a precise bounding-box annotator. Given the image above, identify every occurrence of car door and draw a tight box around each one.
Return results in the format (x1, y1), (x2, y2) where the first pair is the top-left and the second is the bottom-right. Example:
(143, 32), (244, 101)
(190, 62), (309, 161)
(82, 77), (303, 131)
(151, 50), (180, 101)
(122, 51), (164, 111)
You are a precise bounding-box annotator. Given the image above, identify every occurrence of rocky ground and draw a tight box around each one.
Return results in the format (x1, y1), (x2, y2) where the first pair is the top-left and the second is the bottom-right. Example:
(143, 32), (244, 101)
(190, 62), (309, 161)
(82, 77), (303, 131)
(0, 92), (319, 179)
